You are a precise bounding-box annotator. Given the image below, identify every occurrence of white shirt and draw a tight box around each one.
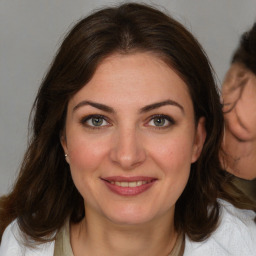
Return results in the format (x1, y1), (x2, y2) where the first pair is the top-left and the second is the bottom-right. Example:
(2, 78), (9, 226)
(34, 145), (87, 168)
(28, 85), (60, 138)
(184, 200), (256, 256)
(1, 199), (255, 256)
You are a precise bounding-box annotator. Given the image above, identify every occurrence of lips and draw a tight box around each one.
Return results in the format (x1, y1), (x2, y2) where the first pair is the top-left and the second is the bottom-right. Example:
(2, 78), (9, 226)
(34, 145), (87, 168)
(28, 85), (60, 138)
(101, 176), (157, 196)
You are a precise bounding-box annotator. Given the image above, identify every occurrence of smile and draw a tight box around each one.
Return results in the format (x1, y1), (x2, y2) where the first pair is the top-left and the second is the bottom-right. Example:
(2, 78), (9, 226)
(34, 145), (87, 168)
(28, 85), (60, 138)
(101, 177), (157, 196)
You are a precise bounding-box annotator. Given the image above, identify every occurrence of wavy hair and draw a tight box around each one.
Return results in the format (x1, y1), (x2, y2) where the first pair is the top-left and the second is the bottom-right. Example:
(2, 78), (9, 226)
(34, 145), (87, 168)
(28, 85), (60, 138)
(0, 3), (254, 244)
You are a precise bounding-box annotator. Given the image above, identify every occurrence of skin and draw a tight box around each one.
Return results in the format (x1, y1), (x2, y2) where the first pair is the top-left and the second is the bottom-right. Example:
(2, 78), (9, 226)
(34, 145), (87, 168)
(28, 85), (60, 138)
(61, 52), (206, 256)
(221, 63), (256, 180)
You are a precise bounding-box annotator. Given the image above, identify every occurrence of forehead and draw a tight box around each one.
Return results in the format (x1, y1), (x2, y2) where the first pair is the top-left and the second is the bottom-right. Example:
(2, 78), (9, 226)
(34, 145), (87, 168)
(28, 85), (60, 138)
(68, 52), (193, 112)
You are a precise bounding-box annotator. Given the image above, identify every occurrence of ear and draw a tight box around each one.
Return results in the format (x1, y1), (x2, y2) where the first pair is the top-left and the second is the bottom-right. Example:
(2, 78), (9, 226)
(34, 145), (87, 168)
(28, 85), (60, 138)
(60, 131), (70, 164)
(191, 117), (207, 163)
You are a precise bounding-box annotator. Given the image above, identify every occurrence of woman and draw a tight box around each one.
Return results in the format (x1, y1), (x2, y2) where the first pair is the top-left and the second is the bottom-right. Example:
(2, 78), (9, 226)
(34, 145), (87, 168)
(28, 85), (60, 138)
(221, 23), (256, 201)
(0, 3), (255, 256)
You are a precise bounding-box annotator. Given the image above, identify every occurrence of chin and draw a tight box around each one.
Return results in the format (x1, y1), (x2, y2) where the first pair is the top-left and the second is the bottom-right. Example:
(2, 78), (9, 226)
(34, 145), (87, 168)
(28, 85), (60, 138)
(103, 206), (157, 226)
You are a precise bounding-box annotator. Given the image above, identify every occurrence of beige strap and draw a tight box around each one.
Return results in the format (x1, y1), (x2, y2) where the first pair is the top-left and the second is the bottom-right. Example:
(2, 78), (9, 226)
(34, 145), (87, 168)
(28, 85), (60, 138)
(54, 220), (74, 256)
(168, 232), (185, 256)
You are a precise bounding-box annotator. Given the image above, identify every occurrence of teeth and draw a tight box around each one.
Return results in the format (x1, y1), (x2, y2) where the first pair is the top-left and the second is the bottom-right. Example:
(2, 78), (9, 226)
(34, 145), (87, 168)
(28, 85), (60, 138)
(137, 181), (142, 186)
(128, 181), (137, 187)
(121, 182), (128, 187)
(110, 181), (150, 187)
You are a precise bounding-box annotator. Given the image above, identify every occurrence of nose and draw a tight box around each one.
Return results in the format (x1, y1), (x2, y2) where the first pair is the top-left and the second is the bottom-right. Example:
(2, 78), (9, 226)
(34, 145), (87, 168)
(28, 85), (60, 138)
(109, 127), (146, 170)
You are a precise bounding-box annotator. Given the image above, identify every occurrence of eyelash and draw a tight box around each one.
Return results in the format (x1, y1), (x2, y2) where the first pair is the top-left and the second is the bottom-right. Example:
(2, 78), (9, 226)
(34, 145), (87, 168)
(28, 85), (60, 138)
(79, 114), (175, 129)
(80, 114), (111, 129)
(146, 114), (175, 129)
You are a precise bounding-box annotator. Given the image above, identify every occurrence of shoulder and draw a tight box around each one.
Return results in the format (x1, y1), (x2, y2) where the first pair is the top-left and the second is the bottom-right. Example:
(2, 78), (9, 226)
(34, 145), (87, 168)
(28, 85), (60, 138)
(184, 199), (256, 256)
(0, 219), (55, 256)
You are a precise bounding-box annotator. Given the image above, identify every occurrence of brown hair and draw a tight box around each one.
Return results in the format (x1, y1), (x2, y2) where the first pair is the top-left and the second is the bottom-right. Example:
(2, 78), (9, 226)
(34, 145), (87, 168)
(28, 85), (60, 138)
(0, 3), (254, 244)
(222, 22), (256, 115)
(232, 22), (256, 74)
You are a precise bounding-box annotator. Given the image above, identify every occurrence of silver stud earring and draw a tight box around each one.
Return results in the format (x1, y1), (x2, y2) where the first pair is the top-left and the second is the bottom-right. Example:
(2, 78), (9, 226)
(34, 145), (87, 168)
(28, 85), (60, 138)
(65, 153), (68, 158)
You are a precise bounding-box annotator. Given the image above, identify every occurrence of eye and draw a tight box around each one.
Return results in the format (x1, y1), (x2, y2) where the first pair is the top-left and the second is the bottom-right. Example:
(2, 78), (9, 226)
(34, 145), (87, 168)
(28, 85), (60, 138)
(81, 115), (110, 128)
(147, 115), (174, 128)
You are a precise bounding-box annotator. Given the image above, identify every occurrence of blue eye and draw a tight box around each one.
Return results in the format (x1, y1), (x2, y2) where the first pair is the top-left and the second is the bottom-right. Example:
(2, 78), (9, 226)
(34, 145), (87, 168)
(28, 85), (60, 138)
(81, 115), (109, 128)
(148, 115), (174, 128)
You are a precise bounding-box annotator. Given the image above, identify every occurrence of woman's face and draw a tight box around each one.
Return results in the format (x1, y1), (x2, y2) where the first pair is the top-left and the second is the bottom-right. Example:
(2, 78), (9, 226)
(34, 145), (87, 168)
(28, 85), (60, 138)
(221, 63), (256, 179)
(222, 63), (256, 140)
(61, 53), (206, 225)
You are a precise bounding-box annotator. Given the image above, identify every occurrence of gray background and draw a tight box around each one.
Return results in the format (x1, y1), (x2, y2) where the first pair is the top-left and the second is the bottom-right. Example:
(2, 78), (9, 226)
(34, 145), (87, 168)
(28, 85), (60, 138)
(1, 0), (256, 195)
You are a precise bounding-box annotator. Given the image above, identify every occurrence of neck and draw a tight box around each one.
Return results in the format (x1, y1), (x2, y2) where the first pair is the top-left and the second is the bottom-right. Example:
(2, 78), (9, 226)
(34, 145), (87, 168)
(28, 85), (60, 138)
(71, 207), (177, 256)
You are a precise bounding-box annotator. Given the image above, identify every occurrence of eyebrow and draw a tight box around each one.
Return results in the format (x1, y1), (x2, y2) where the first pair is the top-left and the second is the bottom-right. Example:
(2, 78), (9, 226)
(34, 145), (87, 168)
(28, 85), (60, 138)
(73, 99), (184, 114)
(73, 101), (114, 113)
(140, 100), (184, 113)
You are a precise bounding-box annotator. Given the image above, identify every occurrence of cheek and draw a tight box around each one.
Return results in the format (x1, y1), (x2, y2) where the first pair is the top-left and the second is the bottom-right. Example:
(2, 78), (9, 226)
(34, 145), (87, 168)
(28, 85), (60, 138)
(152, 138), (193, 206)
(149, 133), (194, 177)
(148, 135), (192, 209)
(66, 135), (110, 201)
(66, 133), (110, 184)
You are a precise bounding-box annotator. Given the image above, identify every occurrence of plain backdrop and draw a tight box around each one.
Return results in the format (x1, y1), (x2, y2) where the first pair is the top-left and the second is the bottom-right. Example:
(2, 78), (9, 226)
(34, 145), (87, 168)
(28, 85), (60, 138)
(1, 0), (256, 195)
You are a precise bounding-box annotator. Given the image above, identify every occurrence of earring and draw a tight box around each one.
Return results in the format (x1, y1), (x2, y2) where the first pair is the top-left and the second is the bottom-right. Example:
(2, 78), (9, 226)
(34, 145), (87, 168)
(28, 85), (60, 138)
(64, 153), (70, 164)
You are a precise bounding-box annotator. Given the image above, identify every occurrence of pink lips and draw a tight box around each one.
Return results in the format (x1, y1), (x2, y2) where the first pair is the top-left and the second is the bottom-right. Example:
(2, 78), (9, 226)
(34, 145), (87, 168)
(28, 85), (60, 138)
(101, 176), (157, 196)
